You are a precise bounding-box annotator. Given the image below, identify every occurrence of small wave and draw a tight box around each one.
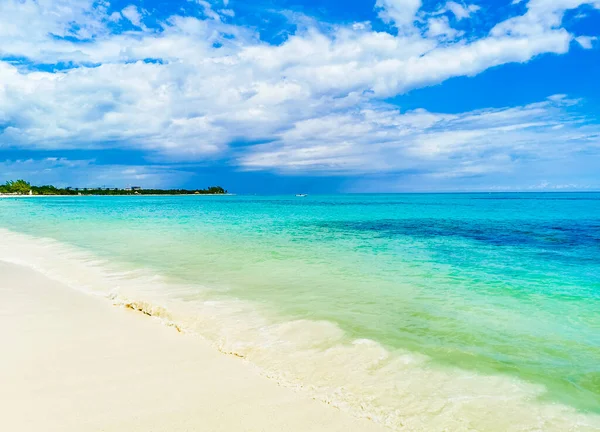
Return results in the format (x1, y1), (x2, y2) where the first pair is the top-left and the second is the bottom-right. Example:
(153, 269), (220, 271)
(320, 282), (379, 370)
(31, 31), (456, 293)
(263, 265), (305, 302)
(1, 227), (599, 431)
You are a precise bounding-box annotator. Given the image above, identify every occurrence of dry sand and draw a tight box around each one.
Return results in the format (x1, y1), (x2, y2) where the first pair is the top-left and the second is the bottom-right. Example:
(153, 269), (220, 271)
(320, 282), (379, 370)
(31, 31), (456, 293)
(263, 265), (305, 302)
(0, 260), (387, 432)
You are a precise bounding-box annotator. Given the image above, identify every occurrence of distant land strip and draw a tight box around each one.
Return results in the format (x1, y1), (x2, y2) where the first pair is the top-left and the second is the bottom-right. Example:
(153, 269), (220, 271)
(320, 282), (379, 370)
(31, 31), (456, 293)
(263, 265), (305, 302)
(0, 180), (227, 196)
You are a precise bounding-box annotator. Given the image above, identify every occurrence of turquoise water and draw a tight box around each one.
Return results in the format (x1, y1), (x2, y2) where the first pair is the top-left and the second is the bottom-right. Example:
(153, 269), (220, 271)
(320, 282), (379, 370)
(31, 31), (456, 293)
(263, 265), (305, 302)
(1, 194), (599, 427)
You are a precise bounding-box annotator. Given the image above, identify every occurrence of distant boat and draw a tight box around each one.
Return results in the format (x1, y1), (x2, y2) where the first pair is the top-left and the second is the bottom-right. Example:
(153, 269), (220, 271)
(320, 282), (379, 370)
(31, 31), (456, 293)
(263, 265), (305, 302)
(295, 194), (307, 197)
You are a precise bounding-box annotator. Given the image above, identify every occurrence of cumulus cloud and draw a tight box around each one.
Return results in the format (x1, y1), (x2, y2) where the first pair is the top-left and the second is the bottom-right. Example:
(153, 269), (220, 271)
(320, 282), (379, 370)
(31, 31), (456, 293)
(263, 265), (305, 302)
(0, 0), (599, 187)
(375, 0), (422, 32)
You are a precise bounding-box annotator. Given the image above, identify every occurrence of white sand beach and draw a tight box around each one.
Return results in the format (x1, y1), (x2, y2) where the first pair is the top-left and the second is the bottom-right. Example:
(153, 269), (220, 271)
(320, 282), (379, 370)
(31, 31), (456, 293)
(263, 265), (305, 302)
(0, 261), (387, 432)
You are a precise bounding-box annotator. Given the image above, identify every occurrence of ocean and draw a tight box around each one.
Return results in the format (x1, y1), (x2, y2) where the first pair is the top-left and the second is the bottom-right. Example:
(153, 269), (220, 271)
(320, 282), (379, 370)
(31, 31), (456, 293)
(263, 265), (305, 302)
(1, 193), (599, 430)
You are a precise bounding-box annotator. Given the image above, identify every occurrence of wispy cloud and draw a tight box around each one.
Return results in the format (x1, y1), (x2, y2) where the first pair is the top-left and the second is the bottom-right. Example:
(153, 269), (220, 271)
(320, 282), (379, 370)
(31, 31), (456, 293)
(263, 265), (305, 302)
(238, 96), (600, 176)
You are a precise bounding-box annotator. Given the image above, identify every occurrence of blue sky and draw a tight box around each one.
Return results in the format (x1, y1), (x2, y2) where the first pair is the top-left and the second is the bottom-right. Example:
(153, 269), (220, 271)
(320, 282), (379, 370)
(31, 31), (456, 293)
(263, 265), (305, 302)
(0, 0), (599, 192)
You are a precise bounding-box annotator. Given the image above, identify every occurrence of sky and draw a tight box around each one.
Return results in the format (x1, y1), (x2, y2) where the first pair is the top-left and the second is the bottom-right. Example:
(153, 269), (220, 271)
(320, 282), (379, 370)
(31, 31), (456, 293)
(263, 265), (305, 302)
(0, 0), (599, 193)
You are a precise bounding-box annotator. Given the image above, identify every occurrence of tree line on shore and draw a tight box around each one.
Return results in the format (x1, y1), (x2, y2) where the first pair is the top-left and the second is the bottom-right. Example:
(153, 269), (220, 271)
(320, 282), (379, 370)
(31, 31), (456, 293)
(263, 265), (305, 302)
(0, 180), (227, 195)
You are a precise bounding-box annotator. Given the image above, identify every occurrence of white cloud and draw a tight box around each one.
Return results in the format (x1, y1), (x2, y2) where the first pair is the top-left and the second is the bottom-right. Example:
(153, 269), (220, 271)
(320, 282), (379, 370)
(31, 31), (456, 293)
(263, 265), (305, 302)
(108, 11), (122, 22)
(444, 2), (480, 20)
(196, 0), (223, 21)
(0, 24), (572, 160)
(238, 96), (600, 177)
(121, 5), (143, 28)
(375, 0), (422, 32)
(426, 16), (462, 39)
(492, 0), (600, 39)
(219, 9), (235, 18)
(575, 36), (597, 49)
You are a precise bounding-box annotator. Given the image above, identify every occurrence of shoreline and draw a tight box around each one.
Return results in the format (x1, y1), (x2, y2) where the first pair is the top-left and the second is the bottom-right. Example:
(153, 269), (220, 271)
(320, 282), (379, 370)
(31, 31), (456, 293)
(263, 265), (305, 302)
(0, 260), (386, 432)
(2, 227), (600, 431)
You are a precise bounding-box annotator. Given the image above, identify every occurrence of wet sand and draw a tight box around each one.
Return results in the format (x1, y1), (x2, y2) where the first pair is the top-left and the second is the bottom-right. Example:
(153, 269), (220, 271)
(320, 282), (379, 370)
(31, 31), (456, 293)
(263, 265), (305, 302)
(0, 261), (386, 432)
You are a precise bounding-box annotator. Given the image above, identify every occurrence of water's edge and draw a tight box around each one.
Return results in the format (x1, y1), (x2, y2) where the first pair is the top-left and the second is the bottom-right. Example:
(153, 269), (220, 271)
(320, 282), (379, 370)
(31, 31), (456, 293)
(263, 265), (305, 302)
(1, 228), (599, 431)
